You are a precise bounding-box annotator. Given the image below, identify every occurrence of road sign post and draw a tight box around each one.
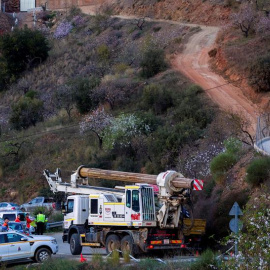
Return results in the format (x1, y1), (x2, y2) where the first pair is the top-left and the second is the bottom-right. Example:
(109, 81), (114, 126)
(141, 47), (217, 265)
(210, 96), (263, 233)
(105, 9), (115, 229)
(229, 202), (243, 256)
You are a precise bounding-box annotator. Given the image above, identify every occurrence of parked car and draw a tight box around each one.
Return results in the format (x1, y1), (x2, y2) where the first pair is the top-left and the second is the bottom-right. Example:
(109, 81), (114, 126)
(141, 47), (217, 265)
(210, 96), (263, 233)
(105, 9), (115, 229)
(0, 211), (27, 226)
(20, 197), (56, 212)
(0, 202), (20, 211)
(0, 231), (58, 263)
(7, 222), (25, 234)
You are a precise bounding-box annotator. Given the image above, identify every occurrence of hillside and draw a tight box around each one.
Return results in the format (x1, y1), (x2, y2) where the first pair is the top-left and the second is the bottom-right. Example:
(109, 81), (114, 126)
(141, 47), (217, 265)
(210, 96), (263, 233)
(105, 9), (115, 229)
(0, 8), (220, 204)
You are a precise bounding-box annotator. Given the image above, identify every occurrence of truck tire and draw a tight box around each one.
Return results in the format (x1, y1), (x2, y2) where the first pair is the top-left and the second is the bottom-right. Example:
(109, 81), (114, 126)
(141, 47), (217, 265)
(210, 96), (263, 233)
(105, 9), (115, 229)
(120, 235), (135, 256)
(34, 247), (51, 262)
(105, 234), (120, 253)
(70, 233), (82, 255)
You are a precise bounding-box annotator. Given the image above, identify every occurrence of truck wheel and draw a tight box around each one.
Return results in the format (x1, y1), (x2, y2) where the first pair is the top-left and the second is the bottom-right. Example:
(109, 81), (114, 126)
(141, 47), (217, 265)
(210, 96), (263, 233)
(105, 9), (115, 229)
(35, 248), (51, 262)
(105, 234), (120, 253)
(120, 235), (135, 256)
(70, 233), (82, 255)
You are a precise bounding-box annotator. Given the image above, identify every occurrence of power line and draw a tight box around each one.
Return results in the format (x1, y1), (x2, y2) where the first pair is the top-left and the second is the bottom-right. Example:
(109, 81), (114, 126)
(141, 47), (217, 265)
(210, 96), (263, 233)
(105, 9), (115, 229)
(203, 75), (252, 92)
(0, 123), (80, 143)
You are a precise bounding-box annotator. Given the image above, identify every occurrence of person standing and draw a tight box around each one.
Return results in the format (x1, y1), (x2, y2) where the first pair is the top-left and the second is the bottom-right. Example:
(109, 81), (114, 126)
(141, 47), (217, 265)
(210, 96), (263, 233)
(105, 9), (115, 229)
(36, 211), (47, 235)
(25, 213), (33, 234)
(2, 218), (9, 231)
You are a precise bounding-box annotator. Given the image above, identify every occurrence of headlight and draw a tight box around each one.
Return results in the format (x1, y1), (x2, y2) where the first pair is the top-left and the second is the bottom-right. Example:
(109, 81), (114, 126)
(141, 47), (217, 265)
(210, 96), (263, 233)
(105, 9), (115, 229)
(51, 239), (57, 245)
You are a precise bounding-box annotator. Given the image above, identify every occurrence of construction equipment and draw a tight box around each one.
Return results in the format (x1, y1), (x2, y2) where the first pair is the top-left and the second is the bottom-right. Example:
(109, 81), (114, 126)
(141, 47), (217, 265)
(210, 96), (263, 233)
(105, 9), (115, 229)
(44, 165), (204, 256)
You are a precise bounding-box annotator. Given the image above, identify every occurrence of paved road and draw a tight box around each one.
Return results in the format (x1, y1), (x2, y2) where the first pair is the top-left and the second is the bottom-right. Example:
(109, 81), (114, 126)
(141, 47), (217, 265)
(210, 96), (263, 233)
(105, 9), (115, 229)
(51, 232), (107, 260)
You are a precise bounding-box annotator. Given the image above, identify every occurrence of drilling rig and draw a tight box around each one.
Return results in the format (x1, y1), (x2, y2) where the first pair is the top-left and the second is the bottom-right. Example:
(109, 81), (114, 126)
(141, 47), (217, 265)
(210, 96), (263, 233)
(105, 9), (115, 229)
(44, 165), (204, 256)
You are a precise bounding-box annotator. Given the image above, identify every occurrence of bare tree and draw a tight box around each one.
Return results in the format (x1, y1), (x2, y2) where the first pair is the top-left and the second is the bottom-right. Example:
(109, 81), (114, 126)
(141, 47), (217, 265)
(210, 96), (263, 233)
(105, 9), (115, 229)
(54, 84), (75, 121)
(231, 3), (256, 37)
(228, 113), (255, 146)
(135, 18), (145, 30)
(0, 140), (26, 162)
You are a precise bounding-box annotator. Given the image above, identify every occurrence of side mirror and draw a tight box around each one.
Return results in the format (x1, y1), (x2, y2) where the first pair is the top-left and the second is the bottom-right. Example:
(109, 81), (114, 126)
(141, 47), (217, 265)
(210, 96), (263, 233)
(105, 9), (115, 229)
(21, 237), (28, 241)
(28, 202), (32, 204)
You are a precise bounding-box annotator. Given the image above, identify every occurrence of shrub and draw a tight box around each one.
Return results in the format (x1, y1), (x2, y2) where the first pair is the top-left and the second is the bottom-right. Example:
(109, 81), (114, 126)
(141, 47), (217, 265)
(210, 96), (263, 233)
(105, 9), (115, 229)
(256, 16), (270, 35)
(210, 137), (241, 183)
(54, 21), (73, 39)
(245, 157), (270, 186)
(70, 76), (100, 114)
(224, 137), (241, 155)
(0, 27), (49, 85)
(71, 15), (87, 27)
(142, 84), (174, 114)
(10, 96), (44, 130)
(248, 54), (270, 92)
(140, 48), (167, 78)
(222, 192), (270, 269)
(107, 250), (120, 267)
(190, 249), (218, 270)
(97, 44), (110, 61)
(49, 212), (64, 222)
(32, 206), (52, 218)
(210, 152), (237, 182)
(103, 113), (151, 150)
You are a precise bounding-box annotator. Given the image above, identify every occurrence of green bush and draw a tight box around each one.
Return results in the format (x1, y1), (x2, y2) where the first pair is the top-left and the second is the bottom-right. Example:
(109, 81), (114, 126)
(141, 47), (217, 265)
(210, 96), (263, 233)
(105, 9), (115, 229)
(70, 77), (100, 114)
(245, 157), (270, 186)
(190, 249), (218, 270)
(32, 206), (53, 218)
(224, 137), (241, 155)
(140, 48), (167, 78)
(97, 44), (110, 61)
(210, 137), (241, 183)
(0, 27), (49, 87)
(210, 152), (237, 182)
(248, 54), (270, 92)
(142, 84), (174, 114)
(10, 96), (44, 130)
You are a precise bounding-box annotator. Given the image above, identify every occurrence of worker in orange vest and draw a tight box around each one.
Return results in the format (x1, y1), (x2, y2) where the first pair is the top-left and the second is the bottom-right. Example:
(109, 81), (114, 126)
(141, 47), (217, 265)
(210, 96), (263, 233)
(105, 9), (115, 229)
(2, 218), (9, 231)
(15, 214), (21, 223)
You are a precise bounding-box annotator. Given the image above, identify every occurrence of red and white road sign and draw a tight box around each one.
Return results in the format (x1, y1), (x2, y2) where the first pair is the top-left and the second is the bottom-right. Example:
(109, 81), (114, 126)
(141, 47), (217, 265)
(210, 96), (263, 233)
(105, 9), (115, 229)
(193, 179), (203, 190)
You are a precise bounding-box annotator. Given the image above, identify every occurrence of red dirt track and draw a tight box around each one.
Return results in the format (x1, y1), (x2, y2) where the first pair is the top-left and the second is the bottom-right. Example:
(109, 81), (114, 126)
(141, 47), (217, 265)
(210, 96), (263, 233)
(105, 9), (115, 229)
(172, 25), (258, 134)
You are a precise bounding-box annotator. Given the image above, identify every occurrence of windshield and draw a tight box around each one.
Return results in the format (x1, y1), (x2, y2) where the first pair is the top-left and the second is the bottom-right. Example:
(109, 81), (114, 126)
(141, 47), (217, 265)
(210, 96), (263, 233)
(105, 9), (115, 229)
(10, 203), (19, 206)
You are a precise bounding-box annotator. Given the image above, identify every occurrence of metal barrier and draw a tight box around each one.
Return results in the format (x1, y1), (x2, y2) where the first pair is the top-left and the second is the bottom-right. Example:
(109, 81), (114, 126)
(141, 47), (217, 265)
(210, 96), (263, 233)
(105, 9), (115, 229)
(46, 221), (63, 229)
(254, 114), (270, 156)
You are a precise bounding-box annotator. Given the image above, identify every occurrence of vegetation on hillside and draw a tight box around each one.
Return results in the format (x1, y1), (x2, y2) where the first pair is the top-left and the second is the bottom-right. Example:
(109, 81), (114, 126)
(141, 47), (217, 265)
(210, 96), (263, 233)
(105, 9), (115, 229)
(0, 8), (215, 203)
(0, 27), (49, 90)
(213, 0), (270, 92)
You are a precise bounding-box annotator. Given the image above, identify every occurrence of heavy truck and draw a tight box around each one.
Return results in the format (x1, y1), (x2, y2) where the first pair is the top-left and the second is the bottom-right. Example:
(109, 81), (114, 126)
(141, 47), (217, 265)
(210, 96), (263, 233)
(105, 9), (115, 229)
(44, 165), (205, 256)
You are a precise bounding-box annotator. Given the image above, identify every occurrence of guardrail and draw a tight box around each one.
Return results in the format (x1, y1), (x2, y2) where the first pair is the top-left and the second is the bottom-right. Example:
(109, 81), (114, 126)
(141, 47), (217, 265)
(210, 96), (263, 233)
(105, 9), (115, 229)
(46, 221), (63, 229)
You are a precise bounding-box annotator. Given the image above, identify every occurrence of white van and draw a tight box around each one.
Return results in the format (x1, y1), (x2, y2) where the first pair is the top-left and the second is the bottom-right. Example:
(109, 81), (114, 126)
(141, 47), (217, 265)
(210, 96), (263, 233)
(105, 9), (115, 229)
(0, 211), (27, 226)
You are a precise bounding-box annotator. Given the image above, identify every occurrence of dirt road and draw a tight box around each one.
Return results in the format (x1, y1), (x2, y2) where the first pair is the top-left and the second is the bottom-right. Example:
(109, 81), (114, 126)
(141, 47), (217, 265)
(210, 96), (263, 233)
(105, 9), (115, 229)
(172, 25), (258, 134)
(81, 6), (259, 134)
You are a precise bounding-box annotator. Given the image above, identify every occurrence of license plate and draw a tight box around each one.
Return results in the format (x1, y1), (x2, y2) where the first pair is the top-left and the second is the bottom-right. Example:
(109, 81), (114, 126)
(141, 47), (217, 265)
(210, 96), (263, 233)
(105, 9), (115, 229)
(164, 239), (170, 244)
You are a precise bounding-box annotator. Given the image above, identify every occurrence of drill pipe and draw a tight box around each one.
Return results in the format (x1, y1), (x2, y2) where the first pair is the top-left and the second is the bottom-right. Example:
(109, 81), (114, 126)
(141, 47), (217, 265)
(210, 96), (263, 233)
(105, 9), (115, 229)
(78, 167), (193, 189)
